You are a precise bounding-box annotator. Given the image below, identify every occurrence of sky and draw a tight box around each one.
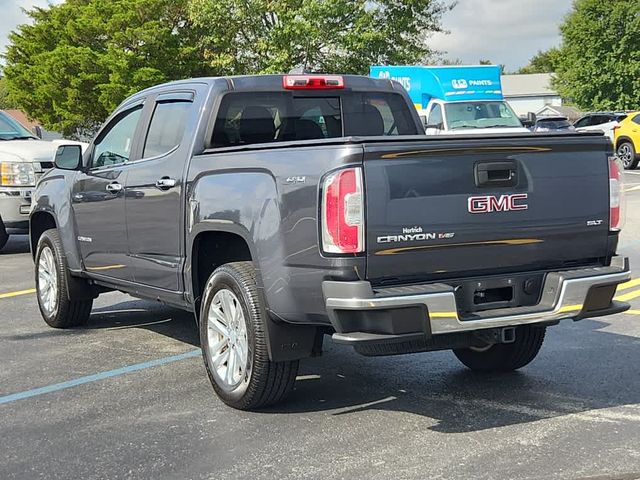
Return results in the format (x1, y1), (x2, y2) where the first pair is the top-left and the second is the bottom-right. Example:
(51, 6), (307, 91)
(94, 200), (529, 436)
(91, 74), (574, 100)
(1, 0), (573, 71)
(430, 0), (573, 70)
(0, 0), (63, 59)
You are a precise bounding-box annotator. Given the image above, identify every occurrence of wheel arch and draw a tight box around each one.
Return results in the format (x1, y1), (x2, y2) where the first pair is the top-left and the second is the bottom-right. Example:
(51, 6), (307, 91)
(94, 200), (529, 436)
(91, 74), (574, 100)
(616, 135), (635, 150)
(189, 227), (256, 317)
(188, 226), (318, 362)
(29, 210), (57, 259)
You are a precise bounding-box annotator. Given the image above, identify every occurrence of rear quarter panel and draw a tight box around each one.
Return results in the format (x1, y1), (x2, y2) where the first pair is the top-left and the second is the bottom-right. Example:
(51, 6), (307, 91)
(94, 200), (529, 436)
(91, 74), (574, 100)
(186, 143), (366, 324)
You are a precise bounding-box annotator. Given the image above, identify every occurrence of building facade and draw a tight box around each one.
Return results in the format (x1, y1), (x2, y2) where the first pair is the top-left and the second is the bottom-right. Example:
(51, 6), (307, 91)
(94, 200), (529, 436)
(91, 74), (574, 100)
(501, 73), (563, 116)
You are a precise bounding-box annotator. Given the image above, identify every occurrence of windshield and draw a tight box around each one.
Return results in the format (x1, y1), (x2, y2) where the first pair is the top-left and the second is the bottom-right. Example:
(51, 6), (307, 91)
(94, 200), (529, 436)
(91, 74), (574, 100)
(0, 112), (35, 140)
(444, 101), (522, 130)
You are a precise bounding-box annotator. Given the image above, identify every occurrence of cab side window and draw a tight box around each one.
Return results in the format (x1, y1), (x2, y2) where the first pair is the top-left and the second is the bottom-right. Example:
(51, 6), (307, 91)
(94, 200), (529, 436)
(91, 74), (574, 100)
(574, 116), (590, 128)
(93, 107), (143, 168)
(633, 114), (640, 125)
(143, 101), (192, 158)
(428, 104), (443, 129)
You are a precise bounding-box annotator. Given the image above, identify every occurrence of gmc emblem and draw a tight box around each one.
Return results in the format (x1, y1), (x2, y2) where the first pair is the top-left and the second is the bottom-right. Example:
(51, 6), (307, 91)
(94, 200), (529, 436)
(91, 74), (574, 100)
(468, 194), (528, 214)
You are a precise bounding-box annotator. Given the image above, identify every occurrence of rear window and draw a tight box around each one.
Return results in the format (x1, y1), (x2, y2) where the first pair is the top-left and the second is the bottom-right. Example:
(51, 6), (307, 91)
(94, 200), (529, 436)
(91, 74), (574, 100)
(211, 91), (417, 147)
(538, 118), (572, 129)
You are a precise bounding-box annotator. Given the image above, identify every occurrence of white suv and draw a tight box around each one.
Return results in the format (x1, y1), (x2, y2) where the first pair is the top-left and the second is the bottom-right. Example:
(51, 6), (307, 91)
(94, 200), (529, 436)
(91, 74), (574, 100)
(574, 113), (628, 143)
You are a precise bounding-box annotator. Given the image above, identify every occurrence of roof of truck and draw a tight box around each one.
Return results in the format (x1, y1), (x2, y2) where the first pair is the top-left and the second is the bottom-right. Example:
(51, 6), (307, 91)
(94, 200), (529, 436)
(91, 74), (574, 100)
(131, 74), (399, 97)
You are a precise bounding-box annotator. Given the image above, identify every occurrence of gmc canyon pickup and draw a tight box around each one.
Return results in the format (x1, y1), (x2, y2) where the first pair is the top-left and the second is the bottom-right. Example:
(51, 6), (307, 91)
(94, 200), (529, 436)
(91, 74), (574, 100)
(30, 74), (631, 410)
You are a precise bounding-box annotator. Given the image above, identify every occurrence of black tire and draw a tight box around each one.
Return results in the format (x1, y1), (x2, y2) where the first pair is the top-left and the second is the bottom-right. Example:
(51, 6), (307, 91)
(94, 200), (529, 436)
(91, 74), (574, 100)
(35, 229), (93, 328)
(617, 141), (638, 170)
(0, 221), (8, 251)
(199, 261), (299, 410)
(453, 325), (546, 372)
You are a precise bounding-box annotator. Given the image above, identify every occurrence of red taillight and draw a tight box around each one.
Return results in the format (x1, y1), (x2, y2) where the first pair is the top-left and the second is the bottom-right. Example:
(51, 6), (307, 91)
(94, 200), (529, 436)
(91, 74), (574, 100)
(609, 156), (625, 231)
(283, 75), (345, 90)
(321, 167), (364, 254)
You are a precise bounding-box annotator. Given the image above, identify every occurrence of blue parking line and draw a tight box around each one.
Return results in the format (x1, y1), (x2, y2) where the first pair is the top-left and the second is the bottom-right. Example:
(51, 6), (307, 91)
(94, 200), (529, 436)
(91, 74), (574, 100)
(0, 349), (201, 406)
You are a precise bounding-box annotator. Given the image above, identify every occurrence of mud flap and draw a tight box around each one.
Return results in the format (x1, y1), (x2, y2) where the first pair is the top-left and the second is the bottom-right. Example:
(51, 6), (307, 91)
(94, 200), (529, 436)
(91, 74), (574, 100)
(264, 313), (317, 362)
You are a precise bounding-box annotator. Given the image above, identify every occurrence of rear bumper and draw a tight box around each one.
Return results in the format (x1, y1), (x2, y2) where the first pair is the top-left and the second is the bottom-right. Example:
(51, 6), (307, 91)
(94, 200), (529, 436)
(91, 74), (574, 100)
(323, 257), (631, 345)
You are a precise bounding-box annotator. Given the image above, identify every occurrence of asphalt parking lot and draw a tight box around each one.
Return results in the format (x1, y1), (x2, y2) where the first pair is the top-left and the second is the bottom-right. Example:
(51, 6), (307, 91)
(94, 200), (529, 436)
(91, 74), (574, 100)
(2, 173), (640, 480)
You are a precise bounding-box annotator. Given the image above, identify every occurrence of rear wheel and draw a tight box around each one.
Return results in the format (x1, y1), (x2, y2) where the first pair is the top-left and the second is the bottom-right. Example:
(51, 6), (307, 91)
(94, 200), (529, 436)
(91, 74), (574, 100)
(617, 141), (638, 170)
(35, 229), (93, 328)
(453, 325), (546, 372)
(199, 261), (298, 410)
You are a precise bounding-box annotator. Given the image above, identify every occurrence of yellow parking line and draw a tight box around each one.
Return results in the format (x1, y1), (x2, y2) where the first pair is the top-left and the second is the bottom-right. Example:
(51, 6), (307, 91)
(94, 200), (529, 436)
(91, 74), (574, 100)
(624, 310), (640, 315)
(616, 278), (640, 292)
(0, 288), (36, 299)
(558, 304), (583, 313)
(614, 289), (640, 302)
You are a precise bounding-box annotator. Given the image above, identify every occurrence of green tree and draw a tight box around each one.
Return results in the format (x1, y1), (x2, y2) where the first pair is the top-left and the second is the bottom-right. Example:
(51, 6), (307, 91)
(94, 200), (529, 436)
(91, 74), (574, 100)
(553, 0), (640, 110)
(519, 48), (561, 74)
(187, 0), (453, 75)
(3, 0), (210, 137)
(477, 59), (505, 74)
(0, 77), (17, 110)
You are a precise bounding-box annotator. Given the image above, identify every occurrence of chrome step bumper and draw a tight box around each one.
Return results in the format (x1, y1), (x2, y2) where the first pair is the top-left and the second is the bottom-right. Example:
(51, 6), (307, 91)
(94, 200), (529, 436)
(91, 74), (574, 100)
(323, 257), (630, 342)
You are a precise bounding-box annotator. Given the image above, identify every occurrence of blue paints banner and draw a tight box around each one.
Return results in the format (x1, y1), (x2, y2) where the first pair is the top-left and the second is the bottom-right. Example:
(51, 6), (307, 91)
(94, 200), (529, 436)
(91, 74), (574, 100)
(370, 65), (504, 108)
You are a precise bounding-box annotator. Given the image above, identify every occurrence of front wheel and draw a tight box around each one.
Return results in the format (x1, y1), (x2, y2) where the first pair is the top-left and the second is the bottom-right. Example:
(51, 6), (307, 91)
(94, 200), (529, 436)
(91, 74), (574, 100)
(617, 141), (638, 170)
(35, 229), (93, 328)
(199, 261), (299, 410)
(453, 325), (546, 372)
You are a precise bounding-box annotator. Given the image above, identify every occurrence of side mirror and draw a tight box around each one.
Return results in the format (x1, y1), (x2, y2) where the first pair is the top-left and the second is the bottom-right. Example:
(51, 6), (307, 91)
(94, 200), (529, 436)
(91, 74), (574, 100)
(54, 144), (83, 170)
(527, 112), (537, 125)
(520, 112), (538, 128)
(32, 125), (43, 139)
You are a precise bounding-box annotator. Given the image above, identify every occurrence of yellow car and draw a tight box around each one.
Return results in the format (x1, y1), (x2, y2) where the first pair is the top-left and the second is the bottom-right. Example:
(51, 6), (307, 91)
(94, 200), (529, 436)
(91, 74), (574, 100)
(615, 112), (640, 169)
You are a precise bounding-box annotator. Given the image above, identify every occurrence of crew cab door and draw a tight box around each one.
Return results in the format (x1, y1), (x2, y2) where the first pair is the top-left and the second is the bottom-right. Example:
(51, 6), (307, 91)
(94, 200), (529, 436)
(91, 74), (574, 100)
(71, 105), (144, 281)
(124, 90), (197, 292)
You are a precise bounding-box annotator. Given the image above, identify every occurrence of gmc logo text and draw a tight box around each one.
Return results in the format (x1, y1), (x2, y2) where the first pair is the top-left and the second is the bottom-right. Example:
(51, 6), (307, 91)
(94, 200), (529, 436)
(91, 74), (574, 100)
(468, 194), (528, 214)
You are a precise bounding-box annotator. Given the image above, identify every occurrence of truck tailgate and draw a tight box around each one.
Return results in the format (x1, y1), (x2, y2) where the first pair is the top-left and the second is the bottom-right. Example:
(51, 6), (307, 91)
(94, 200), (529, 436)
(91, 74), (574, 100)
(363, 135), (612, 284)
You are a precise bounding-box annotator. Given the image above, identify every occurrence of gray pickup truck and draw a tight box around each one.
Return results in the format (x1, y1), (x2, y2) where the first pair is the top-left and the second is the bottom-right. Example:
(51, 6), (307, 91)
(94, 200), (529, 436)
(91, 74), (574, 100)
(30, 74), (631, 410)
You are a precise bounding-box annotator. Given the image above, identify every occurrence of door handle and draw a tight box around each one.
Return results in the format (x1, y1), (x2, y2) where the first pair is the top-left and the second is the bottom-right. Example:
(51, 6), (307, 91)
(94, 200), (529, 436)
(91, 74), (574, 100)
(155, 177), (177, 190)
(105, 182), (123, 193)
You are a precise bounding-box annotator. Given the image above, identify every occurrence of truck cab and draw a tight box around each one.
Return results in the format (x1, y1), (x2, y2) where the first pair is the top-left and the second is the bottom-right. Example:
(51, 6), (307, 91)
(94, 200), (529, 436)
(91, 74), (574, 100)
(370, 64), (530, 135)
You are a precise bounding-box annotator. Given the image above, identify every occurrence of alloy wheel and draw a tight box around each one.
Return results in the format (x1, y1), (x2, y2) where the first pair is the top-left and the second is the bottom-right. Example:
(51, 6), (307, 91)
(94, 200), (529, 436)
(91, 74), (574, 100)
(37, 245), (58, 316)
(618, 143), (633, 168)
(206, 288), (249, 389)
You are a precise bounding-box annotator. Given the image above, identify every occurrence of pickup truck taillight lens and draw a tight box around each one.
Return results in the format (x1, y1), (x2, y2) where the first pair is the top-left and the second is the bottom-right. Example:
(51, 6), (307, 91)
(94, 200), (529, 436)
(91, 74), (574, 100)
(609, 156), (625, 231)
(321, 167), (364, 254)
